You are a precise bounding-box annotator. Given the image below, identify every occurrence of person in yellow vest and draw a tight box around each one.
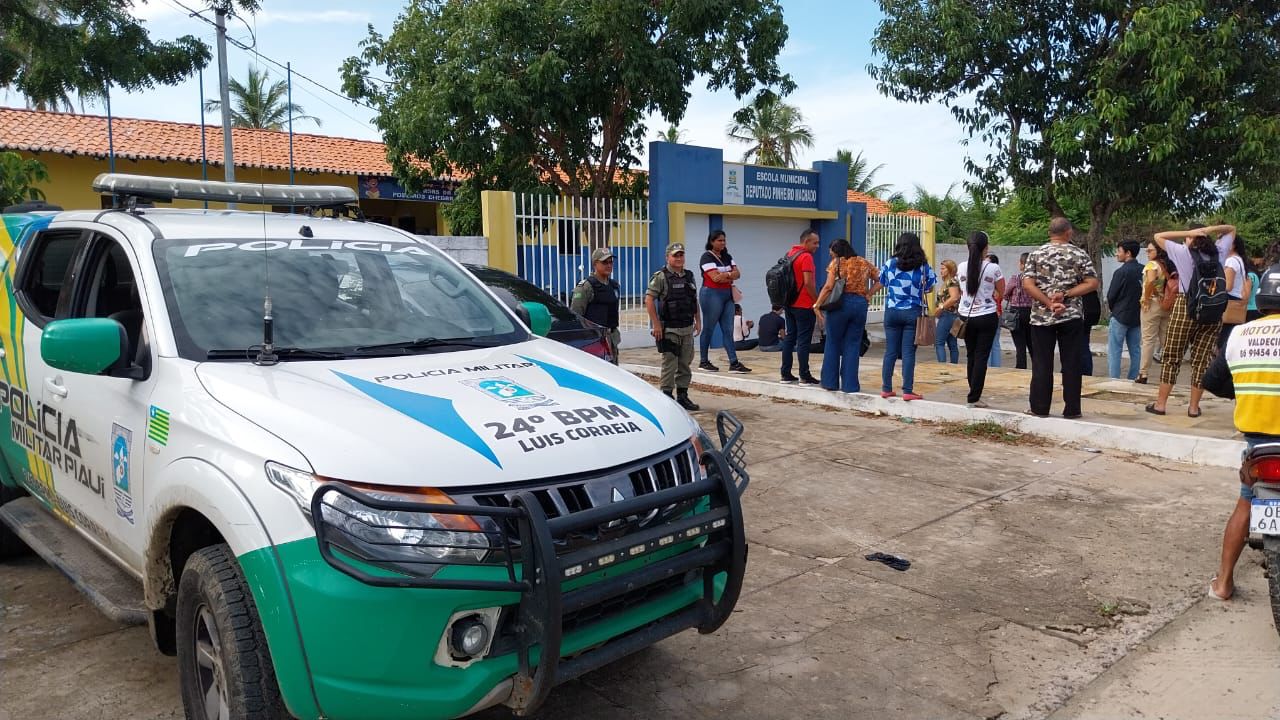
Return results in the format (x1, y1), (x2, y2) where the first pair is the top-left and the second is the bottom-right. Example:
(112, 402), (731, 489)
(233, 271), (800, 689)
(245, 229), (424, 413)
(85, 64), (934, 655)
(1201, 262), (1280, 600)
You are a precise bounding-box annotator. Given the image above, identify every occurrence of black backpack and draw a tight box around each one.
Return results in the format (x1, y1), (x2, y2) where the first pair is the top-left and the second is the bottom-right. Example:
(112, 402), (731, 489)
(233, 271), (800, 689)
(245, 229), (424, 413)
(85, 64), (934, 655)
(1186, 250), (1228, 324)
(765, 250), (802, 307)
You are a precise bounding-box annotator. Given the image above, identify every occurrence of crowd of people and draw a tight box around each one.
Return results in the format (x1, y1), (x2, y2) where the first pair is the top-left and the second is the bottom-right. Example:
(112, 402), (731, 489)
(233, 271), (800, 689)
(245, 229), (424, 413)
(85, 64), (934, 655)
(581, 220), (1279, 418)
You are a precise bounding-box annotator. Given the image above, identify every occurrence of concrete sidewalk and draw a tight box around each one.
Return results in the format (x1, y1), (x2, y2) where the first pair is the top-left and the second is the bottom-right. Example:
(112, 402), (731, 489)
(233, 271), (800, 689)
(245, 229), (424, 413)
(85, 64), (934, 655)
(621, 331), (1244, 467)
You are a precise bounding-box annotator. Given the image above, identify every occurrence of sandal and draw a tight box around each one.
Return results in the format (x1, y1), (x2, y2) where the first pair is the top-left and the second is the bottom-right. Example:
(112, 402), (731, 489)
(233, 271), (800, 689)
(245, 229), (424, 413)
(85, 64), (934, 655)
(1209, 576), (1232, 601)
(1144, 403), (1166, 416)
(1188, 408), (1202, 418)
(1134, 376), (1148, 384)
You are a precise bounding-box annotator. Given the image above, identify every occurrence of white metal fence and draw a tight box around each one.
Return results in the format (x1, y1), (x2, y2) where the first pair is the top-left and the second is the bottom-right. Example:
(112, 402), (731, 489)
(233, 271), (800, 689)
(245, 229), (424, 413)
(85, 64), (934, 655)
(865, 213), (929, 314)
(514, 193), (651, 331)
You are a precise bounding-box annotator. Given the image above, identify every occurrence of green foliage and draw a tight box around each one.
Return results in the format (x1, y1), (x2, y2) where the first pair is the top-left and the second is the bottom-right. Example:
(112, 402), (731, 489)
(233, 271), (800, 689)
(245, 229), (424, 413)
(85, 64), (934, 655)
(833, 148), (891, 197)
(0, 151), (48, 208)
(871, 1), (1280, 271)
(0, 0), (256, 108)
(656, 126), (687, 144)
(726, 95), (814, 168)
(1222, 188), (1280, 257)
(343, 0), (792, 199)
(204, 66), (321, 130)
(443, 181), (482, 237)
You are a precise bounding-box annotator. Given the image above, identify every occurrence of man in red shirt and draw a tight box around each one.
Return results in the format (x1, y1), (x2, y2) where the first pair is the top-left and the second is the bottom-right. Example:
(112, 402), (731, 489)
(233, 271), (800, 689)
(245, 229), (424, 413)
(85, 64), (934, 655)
(781, 228), (821, 383)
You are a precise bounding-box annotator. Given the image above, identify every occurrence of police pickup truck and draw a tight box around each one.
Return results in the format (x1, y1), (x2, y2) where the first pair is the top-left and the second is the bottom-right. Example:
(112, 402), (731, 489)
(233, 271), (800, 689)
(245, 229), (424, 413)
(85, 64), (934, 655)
(0, 175), (747, 720)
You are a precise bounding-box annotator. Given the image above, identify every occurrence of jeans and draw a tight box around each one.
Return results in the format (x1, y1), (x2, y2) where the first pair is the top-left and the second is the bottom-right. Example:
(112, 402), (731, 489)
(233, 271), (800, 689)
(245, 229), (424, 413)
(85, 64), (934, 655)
(882, 307), (920, 393)
(935, 310), (960, 363)
(1107, 318), (1142, 380)
(821, 293), (868, 392)
(1009, 307), (1032, 369)
(698, 286), (737, 364)
(988, 326), (1003, 367)
(781, 306), (816, 378)
(1030, 319), (1086, 416)
(963, 313), (999, 403)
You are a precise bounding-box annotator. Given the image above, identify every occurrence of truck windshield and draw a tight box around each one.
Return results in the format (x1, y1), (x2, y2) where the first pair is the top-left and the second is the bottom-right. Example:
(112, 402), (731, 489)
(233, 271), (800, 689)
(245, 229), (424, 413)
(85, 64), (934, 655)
(153, 237), (525, 359)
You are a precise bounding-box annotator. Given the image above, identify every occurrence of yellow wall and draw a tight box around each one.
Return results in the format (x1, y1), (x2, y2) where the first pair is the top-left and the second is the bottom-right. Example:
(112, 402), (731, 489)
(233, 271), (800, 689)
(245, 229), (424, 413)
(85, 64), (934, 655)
(19, 152), (449, 235)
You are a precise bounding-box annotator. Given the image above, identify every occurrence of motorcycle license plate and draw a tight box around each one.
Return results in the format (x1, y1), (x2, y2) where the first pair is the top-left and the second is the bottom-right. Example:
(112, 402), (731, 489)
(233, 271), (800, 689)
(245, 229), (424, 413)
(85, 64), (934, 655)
(1250, 498), (1280, 534)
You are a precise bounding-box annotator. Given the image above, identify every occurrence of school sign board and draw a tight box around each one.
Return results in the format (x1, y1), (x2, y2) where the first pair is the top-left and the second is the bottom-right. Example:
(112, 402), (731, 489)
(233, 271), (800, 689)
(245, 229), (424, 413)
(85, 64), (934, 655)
(358, 175), (457, 203)
(721, 163), (819, 209)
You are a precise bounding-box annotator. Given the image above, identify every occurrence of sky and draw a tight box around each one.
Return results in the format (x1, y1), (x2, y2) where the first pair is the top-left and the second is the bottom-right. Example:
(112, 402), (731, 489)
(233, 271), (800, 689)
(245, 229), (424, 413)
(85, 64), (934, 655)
(56, 0), (980, 199)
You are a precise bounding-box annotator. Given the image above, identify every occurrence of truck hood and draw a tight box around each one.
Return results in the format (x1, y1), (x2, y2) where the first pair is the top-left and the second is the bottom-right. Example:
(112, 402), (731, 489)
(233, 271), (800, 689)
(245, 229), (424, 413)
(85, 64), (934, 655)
(194, 340), (691, 487)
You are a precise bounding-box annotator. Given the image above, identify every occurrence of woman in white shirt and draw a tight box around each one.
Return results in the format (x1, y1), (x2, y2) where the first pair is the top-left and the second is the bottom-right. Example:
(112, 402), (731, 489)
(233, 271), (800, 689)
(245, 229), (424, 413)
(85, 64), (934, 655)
(955, 231), (1005, 408)
(1218, 234), (1251, 350)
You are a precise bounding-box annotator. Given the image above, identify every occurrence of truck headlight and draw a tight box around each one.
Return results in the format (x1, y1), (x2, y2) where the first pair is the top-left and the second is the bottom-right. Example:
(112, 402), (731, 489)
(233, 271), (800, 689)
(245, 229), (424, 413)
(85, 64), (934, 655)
(266, 461), (489, 564)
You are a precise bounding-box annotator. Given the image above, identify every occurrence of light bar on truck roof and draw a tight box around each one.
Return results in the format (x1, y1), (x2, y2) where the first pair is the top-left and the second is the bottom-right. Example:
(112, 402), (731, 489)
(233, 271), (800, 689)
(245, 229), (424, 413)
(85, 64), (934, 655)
(91, 173), (358, 207)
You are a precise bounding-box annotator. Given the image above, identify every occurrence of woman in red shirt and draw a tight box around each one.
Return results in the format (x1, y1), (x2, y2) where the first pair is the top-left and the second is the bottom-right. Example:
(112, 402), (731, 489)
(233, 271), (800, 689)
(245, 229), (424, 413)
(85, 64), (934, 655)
(698, 230), (752, 373)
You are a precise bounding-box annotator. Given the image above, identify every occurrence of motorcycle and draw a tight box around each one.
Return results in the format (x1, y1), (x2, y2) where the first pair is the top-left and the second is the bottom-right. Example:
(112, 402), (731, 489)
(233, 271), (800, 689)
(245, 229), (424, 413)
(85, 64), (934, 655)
(1245, 441), (1280, 630)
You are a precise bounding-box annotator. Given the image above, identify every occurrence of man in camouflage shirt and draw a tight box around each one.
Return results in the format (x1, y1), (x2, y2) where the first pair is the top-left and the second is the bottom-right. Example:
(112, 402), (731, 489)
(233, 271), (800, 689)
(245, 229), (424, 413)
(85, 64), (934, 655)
(1021, 217), (1101, 418)
(645, 242), (702, 410)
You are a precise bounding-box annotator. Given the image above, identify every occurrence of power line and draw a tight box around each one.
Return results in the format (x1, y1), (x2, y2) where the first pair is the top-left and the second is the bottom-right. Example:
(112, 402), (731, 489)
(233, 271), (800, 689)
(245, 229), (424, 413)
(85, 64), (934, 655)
(164, 0), (380, 118)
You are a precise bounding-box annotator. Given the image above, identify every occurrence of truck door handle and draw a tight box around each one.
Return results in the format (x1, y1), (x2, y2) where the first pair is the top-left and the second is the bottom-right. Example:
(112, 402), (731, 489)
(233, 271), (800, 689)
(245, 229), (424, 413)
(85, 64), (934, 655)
(44, 377), (68, 398)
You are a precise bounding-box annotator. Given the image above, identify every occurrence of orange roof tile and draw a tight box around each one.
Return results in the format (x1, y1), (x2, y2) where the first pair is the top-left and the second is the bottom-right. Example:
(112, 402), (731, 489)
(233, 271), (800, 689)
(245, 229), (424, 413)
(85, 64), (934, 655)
(0, 106), (463, 180)
(846, 189), (891, 214)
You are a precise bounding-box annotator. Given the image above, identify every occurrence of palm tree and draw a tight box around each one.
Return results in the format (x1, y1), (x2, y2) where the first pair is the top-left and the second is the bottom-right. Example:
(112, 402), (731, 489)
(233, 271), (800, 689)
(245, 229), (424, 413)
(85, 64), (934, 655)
(833, 148), (892, 197)
(656, 126), (687, 143)
(725, 96), (814, 168)
(204, 66), (321, 130)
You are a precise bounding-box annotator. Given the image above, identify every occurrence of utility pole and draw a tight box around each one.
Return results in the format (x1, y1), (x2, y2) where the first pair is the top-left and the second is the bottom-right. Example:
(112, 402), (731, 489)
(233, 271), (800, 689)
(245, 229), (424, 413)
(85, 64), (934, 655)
(215, 5), (235, 187)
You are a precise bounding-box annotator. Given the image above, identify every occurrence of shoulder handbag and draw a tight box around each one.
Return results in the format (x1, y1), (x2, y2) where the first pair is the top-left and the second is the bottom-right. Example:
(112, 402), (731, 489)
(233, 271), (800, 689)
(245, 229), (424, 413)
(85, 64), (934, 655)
(1160, 271), (1178, 312)
(1224, 297), (1247, 325)
(915, 304), (937, 346)
(914, 270), (937, 346)
(998, 274), (1019, 330)
(819, 259), (846, 312)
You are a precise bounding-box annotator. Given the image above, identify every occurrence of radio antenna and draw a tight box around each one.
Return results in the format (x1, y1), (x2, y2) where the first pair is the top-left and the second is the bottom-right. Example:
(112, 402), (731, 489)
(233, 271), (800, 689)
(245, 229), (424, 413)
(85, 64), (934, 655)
(253, 172), (278, 365)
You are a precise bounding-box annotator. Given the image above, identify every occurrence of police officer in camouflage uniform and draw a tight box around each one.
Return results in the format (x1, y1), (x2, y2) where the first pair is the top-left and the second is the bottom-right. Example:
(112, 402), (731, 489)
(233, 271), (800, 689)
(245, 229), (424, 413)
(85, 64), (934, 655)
(570, 247), (621, 364)
(645, 242), (701, 410)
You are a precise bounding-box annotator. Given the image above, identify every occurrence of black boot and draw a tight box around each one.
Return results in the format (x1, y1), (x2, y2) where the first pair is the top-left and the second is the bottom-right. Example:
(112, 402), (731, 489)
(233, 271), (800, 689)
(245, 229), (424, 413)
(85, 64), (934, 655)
(676, 390), (699, 411)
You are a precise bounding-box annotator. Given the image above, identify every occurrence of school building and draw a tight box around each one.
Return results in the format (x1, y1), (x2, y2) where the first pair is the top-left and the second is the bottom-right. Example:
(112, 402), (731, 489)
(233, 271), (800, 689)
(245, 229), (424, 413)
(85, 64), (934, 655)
(0, 107), (457, 234)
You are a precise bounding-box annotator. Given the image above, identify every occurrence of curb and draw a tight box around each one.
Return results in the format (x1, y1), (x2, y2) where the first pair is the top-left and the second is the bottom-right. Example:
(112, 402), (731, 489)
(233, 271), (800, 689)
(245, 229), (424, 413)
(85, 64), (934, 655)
(623, 364), (1244, 469)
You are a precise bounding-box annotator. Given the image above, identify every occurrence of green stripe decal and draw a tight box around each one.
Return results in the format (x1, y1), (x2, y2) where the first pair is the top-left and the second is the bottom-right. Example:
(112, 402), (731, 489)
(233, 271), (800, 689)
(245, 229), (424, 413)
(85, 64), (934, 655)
(147, 405), (170, 445)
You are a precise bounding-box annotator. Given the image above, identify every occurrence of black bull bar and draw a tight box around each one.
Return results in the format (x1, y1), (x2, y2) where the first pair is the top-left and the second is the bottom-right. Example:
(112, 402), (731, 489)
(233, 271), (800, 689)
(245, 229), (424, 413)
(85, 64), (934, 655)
(310, 411), (749, 716)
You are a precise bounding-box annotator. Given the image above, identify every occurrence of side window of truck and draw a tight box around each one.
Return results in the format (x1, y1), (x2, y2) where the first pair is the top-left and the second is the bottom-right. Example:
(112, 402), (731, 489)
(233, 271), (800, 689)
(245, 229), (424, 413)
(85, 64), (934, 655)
(75, 237), (148, 367)
(14, 230), (88, 327)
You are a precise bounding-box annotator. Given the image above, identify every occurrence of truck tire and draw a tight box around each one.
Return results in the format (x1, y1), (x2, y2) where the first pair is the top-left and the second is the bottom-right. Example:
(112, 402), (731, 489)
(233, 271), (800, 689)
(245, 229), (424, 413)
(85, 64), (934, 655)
(0, 483), (30, 559)
(176, 544), (287, 720)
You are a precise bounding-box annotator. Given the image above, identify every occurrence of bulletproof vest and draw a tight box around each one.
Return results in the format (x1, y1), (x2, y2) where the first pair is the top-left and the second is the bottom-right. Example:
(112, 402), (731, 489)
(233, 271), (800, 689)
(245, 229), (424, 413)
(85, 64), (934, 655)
(661, 268), (697, 328)
(584, 276), (619, 329)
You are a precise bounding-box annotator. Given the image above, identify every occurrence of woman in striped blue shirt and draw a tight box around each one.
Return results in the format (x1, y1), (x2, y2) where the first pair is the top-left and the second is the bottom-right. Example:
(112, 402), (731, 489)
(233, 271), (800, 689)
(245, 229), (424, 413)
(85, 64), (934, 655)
(877, 232), (937, 400)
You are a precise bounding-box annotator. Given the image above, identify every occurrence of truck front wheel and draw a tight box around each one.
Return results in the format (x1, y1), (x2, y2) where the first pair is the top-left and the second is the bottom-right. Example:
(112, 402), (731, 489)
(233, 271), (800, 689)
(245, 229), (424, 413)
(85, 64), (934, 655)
(176, 544), (288, 720)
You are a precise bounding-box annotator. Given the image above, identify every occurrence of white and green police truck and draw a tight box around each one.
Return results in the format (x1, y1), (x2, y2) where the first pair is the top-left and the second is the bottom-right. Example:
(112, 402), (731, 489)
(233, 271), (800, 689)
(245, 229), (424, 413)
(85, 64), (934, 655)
(0, 175), (748, 720)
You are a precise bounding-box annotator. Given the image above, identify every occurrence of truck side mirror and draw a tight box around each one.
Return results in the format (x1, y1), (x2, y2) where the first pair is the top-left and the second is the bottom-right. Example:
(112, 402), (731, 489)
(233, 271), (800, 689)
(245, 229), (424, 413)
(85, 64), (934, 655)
(41, 318), (128, 375)
(516, 301), (552, 337)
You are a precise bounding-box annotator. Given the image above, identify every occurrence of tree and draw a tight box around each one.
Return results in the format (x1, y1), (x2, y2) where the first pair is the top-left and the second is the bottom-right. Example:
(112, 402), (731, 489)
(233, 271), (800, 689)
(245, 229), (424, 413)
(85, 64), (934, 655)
(1222, 188), (1280, 257)
(204, 66), (321, 130)
(871, 1), (1280, 272)
(656, 126), (687, 144)
(726, 95), (814, 168)
(342, 0), (792, 234)
(0, 0), (258, 108)
(0, 151), (48, 207)
(833, 148), (891, 197)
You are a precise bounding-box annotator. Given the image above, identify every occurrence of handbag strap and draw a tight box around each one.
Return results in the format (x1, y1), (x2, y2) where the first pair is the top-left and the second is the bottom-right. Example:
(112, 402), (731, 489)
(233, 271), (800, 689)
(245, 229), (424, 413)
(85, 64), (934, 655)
(962, 262), (987, 320)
